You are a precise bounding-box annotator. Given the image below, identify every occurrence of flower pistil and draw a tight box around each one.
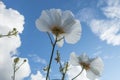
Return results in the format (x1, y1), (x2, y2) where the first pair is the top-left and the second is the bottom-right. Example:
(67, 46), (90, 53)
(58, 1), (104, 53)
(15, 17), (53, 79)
(80, 62), (90, 70)
(51, 26), (65, 36)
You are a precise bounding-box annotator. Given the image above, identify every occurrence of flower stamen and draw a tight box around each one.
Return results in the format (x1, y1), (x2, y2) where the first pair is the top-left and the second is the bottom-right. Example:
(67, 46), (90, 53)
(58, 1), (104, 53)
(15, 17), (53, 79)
(51, 26), (65, 36)
(80, 62), (90, 70)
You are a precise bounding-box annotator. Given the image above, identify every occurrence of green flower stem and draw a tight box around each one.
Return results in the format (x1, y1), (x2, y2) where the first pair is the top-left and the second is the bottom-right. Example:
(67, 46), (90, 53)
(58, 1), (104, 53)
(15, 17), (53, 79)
(15, 61), (26, 72)
(12, 59), (26, 80)
(0, 34), (10, 38)
(46, 37), (57, 80)
(62, 62), (68, 80)
(13, 63), (16, 80)
(47, 32), (53, 46)
(71, 67), (84, 80)
(0, 28), (18, 38)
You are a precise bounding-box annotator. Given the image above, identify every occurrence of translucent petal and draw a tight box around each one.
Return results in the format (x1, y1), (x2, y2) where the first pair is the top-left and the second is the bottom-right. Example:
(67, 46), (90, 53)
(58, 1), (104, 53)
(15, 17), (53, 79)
(36, 9), (62, 32)
(69, 52), (80, 66)
(86, 70), (98, 80)
(65, 20), (82, 44)
(36, 18), (50, 32)
(78, 53), (90, 63)
(61, 10), (76, 33)
(36, 11), (52, 32)
(90, 57), (104, 76)
(42, 9), (62, 26)
(41, 10), (53, 25)
(67, 66), (88, 80)
(49, 9), (62, 26)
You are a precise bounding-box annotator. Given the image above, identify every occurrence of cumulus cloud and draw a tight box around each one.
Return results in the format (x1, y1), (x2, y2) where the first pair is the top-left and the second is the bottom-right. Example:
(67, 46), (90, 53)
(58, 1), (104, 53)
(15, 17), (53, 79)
(77, 0), (120, 46)
(90, 19), (120, 46)
(76, 8), (98, 23)
(102, 55), (120, 60)
(0, 1), (31, 80)
(93, 51), (102, 56)
(99, 0), (120, 19)
(102, 55), (114, 60)
(0, 2), (24, 34)
(90, 0), (120, 46)
(28, 54), (47, 64)
(30, 71), (45, 80)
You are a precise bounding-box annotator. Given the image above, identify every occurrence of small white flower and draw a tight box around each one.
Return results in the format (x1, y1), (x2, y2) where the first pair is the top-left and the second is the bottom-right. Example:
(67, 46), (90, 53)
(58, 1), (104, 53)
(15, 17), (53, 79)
(36, 9), (82, 47)
(69, 52), (104, 80)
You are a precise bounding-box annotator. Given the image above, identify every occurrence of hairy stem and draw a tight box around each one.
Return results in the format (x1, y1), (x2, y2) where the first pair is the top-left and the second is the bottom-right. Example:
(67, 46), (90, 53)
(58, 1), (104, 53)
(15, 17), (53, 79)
(13, 63), (16, 80)
(62, 62), (68, 80)
(46, 37), (57, 80)
(47, 32), (53, 46)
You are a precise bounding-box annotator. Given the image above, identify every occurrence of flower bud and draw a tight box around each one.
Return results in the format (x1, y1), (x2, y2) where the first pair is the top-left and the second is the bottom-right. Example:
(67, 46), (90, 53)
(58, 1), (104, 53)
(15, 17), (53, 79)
(14, 57), (19, 64)
(24, 59), (27, 62)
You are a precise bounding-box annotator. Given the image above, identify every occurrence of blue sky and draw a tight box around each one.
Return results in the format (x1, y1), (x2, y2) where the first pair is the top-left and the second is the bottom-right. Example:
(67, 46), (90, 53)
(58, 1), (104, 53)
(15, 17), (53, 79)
(1, 0), (120, 80)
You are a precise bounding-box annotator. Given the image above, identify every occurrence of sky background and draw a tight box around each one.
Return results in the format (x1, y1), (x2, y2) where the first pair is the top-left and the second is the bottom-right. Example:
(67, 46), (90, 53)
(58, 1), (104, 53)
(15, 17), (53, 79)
(0, 0), (120, 80)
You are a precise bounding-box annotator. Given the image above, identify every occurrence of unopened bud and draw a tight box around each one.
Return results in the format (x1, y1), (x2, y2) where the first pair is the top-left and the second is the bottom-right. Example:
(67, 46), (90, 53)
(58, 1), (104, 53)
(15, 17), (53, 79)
(24, 59), (27, 62)
(13, 28), (17, 31)
(55, 50), (60, 63)
(43, 66), (48, 71)
(14, 57), (19, 64)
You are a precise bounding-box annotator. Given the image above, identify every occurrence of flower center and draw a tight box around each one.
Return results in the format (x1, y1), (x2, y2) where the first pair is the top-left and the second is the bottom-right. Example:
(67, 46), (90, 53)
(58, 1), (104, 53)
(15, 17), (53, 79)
(51, 26), (65, 36)
(80, 62), (90, 70)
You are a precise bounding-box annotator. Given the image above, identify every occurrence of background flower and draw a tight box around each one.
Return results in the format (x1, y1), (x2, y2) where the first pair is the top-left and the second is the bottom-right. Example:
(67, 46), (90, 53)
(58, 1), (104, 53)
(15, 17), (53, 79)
(69, 52), (104, 80)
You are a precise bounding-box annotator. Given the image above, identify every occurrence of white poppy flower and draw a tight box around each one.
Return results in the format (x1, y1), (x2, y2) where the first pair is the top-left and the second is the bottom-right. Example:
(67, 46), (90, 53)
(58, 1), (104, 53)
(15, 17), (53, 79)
(69, 52), (104, 80)
(36, 9), (82, 47)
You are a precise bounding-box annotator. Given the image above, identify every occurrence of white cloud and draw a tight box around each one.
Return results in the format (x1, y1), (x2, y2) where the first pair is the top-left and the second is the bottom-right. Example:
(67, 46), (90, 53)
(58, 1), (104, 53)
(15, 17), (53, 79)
(101, 1), (120, 23)
(77, 0), (120, 46)
(0, 2), (24, 34)
(29, 54), (47, 64)
(0, 1), (31, 80)
(93, 51), (102, 56)
(30, 71), (45, 80)
(93, 46), (102, 56)
(102, 55), (114, 60)
(102, 6), (120, 18)
(90, 19), (120, 46)
(102, 55), (120, 60)
(90, 0), (120, 46)
(76, 8), (96, 23)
